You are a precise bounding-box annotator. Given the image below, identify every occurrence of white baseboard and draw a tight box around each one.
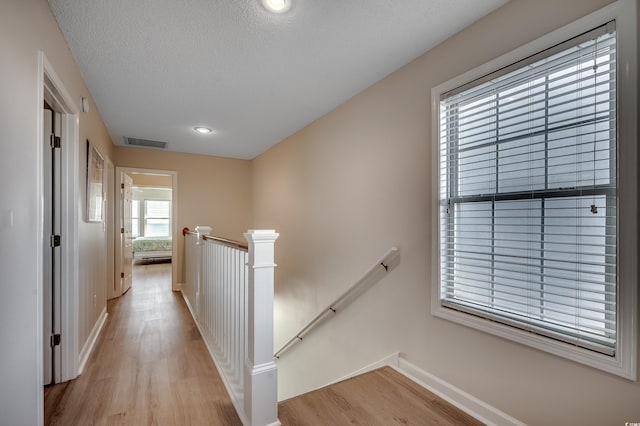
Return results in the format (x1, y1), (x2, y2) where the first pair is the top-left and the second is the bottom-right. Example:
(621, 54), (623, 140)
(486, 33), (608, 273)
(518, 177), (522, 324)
(180, 288), (197, 319)
(77, 307), (108, 375)
(322, 352), (523, 426)
(329, 352), (401, 385)
(394, 356), (525, 426)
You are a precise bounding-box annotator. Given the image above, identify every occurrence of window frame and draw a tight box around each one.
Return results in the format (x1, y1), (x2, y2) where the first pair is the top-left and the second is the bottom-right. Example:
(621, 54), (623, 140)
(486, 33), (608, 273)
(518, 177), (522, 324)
(430, 0), (637, 380)
(131, 199), (140, 238)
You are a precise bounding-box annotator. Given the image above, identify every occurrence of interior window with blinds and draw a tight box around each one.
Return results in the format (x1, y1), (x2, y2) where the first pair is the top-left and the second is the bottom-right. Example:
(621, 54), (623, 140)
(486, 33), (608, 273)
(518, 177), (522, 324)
(438, 23), (617, 355)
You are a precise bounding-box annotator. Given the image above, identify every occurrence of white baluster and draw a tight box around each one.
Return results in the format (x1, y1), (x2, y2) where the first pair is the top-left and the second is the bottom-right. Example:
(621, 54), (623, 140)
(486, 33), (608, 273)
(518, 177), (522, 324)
(231, 249), (238, 388)
(239, 250), (247, 392)
(225, 245), (230, 366)
(194, 226), (211, 322)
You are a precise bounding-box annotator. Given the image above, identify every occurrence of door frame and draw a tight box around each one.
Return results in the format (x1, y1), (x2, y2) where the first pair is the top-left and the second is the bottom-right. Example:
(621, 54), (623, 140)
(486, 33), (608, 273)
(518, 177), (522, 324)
(36, 51), (80, 417)
(114, 167), (178, 291)
(105, 160), (116, 300)
(42, 108), (63, 385)
(114, 171), (134, 297)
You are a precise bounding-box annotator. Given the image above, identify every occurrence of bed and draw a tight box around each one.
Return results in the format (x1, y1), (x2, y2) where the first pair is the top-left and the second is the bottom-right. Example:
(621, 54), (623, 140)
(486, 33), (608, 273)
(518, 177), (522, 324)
(133, 236), (172, 261)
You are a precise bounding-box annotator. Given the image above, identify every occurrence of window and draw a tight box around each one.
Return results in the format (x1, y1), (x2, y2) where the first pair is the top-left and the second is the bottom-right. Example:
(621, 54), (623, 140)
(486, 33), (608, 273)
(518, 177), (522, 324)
(432, 2), (637, 379)
(132, 200), (140, 238)
(131, 187), (172, 238)
(144, 200), (170, 237)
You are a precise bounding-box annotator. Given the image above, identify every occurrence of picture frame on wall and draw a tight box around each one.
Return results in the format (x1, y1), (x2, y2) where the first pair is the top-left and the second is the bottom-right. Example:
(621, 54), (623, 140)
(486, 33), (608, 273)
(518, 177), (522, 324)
(86, 140), (104, 222)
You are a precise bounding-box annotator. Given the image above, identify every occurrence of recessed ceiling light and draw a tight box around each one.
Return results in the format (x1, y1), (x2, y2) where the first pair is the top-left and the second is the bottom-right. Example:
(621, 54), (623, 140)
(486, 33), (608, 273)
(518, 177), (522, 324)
(194, 126), (212, 134)
(261, 0), (290, 13)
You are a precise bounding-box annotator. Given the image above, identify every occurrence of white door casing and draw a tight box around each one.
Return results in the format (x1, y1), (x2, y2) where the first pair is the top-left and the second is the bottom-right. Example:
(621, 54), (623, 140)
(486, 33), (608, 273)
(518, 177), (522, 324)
(43, 109), (52, 385)
(121, 173), (133, 294)
(115, 171), (134, 297)
(106, 161), (117, 300)
(43, 108), (58, 385)
(37, 52), (81, 426)
(114, 167), (178, 292)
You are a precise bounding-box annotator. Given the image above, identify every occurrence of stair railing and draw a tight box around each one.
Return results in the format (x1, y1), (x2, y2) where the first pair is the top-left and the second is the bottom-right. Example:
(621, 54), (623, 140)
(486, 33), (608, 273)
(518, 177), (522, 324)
(183, 226), (279, 426)
(273, 246), (399, 359)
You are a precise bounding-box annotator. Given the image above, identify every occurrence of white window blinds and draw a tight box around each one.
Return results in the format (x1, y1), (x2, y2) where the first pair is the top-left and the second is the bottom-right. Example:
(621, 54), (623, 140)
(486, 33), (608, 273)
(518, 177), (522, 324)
(439, 23), (617, 355)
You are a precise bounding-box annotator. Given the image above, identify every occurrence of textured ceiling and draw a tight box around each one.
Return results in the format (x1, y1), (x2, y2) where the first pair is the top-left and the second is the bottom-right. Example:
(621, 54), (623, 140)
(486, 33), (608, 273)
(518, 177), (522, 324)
(48, 0), (507, 159)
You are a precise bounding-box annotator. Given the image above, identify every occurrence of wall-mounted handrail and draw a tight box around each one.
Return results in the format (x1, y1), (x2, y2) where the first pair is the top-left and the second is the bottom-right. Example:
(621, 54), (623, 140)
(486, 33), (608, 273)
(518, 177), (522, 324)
(273, 246), (399, 359)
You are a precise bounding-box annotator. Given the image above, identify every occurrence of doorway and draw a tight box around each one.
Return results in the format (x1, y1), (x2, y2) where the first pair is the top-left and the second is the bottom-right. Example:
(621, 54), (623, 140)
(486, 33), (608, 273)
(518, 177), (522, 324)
(43, 104), (61, 386)
(38, 51), (81, 424)
(113, 168), (177, 299)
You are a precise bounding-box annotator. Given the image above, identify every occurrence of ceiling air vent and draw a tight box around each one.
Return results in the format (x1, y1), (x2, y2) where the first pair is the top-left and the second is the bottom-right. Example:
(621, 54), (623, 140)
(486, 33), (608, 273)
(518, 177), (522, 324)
(124, 137), (168, 149)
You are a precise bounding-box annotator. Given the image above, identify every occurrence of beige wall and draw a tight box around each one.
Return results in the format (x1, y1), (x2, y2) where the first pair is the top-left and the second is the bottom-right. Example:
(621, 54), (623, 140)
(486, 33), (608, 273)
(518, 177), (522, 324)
(78, 99), (113, 363)
(253, 0), (640, 424)
(0, 0), (113, 423)
(130, 172), (173, 188)
(113, 146), (252, 282)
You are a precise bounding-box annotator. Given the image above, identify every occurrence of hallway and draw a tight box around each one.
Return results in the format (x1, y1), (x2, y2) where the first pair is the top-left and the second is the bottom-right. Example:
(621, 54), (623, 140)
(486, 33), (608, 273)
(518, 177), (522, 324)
(44, 263), (241, 425)
(45, 261), (489, 426)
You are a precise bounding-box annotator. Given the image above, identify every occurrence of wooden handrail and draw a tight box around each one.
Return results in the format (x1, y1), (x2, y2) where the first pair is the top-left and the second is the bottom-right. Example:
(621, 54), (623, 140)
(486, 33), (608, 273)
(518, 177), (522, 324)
(182, 227), (248, 251)
(203, 234), (248, 251)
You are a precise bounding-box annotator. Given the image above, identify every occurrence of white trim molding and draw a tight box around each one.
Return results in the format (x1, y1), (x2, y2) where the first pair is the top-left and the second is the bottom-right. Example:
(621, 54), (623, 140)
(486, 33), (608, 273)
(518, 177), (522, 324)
(36, 52), (81, 425)
(327, 352), (401, 386)
(394, 356), (525, 426)
(328, 352), (523, 425)
(37, 51), (81, 391)
(78, 308), (108, 374)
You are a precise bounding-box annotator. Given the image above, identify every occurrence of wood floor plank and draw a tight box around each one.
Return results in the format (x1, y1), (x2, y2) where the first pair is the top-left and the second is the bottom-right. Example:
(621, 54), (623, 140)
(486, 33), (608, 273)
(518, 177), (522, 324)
(278, 366), (485, 426)
(44, 263), (242, 426)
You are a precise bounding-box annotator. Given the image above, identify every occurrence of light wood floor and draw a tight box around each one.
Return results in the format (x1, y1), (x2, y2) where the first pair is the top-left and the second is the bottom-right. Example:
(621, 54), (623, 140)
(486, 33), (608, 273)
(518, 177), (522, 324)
(278, 366), (484, 426)
(44, 263), (241, 425)
(45, 263), (483, 425)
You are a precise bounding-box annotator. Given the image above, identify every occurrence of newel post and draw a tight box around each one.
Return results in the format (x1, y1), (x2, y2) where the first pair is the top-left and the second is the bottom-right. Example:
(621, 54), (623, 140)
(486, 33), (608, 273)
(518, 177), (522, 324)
(194, 226), (211, 320)
(243, 230), (280, 426)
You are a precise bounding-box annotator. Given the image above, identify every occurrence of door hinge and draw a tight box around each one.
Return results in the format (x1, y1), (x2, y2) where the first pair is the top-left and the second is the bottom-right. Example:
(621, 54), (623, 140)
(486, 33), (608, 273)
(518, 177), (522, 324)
(50, 334), (61, 348)
(121, 227), (125, 234)
(50, 134), (61, 149)
(121, 272), (125, 279)
(50, 234), (61, 247)
(121, 183), (125, 189)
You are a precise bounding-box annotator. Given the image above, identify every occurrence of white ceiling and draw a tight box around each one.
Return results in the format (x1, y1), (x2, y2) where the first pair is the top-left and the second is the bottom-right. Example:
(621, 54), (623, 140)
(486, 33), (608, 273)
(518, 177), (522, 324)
(48, 0), (507, 160)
